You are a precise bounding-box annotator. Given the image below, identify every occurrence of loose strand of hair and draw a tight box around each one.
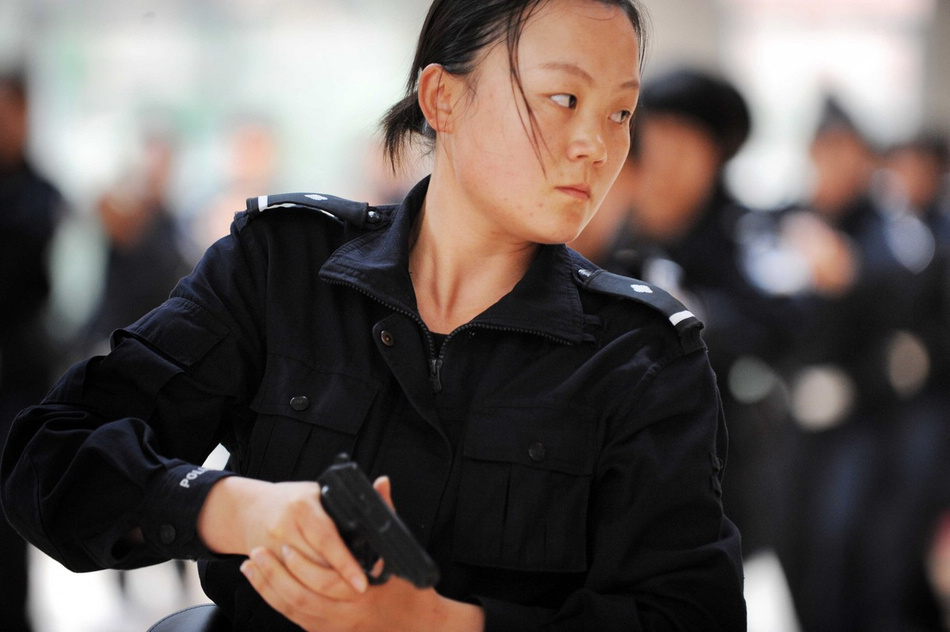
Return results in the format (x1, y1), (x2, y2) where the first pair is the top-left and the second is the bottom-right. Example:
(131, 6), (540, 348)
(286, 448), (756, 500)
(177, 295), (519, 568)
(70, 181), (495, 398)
(381, 93), (425, 172)
(508, 0), (549, 176)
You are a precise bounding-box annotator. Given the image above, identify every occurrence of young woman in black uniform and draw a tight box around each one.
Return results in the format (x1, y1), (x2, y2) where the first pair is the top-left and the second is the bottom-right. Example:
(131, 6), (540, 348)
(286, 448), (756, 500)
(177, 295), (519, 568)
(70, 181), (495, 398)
(1, 0), (746, 629)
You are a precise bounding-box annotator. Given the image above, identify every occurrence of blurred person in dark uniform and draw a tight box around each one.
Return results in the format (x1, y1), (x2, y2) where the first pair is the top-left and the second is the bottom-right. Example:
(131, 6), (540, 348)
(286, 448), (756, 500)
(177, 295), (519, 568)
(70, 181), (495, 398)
(882, 131), (950, 247)
(0, 69), (66, 632)
(80, 132), (194, 355)
(598, 68), (799, 557)
(864, 130), (950, 630)
(77, 131), (197, 613)
(771, 99), (950, 631)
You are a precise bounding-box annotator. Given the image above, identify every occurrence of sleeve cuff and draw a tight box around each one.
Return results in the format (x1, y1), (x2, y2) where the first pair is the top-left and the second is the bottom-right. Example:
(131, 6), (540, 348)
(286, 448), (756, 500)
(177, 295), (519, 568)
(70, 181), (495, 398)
(141, 463), (235, 560)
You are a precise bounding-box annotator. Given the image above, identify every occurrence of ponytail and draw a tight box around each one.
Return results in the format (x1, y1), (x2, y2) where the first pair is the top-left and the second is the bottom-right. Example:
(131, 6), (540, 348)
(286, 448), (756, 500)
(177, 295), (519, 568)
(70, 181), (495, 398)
(380, 91), (432, 172)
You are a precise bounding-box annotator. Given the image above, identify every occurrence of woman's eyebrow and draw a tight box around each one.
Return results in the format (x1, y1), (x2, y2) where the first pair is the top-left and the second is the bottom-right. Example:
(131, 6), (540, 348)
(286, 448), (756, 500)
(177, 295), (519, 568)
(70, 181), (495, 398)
(536, 61), (640, 90)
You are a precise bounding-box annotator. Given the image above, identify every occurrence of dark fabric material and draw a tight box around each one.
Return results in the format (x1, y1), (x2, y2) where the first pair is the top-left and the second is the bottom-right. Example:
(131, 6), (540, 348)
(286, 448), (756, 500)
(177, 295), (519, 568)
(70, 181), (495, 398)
(2, 178), (746, 630)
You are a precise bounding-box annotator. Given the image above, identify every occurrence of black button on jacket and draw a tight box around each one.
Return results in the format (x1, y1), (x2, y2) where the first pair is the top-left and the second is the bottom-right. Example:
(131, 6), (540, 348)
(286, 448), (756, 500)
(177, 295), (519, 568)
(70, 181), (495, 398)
(1, 178), (746, 630)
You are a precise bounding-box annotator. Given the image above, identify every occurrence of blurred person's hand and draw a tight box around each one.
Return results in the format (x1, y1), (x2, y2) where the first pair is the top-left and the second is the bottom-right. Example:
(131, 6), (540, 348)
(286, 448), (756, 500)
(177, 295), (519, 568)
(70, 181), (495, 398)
(0, 81), (28, 169)
(97, 186), (153, 249)
(927, 511), (950, 628)
(781, 211), (858, 296)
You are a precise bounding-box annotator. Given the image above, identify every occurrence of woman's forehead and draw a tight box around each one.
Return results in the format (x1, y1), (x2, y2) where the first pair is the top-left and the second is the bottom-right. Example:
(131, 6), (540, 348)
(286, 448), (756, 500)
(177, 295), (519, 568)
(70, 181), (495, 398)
(515, 1), (640, 78)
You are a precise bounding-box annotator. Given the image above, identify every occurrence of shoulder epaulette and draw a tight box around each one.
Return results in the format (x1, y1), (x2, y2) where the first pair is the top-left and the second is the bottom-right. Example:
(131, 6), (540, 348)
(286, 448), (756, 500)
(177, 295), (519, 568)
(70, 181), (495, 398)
(574, 267), (703, 338)
(241, 192), (387, 230)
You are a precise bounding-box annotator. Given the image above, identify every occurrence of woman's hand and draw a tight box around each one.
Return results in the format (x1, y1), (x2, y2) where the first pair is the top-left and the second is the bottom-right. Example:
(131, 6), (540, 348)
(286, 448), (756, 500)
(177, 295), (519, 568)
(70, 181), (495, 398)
(198, 475), (485, 631)
(197, 475), (368, 597)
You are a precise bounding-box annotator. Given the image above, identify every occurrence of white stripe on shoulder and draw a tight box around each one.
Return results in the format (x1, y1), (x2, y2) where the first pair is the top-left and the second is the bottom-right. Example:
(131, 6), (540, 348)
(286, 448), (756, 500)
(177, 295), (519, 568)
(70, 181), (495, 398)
(669, 310), (695, 326)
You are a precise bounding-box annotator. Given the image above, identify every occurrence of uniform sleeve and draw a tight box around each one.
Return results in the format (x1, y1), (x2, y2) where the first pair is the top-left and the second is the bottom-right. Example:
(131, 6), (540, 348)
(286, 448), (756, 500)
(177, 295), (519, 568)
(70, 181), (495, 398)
(479, 344), (746, 631)
(0, 226), (266, 572)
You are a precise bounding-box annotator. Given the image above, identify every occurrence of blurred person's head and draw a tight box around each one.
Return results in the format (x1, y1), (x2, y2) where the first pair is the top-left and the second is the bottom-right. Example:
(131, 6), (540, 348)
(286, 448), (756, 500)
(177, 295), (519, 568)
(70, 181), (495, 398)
(807, 96), (878, 220)
(625, 68), (751, 242)
(141, 130), (177, 208)
(97, 129), (179, 248)
(96, 182), (151, 250)
(883, 132), (949, 213)
(225, 116), (277, 191)
(0, 70), (29, 170)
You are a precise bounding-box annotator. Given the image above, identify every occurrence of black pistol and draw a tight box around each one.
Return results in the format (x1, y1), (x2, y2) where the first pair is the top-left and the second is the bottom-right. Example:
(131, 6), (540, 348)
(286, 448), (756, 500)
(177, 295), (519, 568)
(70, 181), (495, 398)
(317, 454), (440, 589)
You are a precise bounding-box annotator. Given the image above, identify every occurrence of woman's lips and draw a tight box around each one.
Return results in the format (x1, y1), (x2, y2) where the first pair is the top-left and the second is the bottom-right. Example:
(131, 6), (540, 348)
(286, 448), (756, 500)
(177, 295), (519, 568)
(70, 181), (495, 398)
(556, 185), (591, 200)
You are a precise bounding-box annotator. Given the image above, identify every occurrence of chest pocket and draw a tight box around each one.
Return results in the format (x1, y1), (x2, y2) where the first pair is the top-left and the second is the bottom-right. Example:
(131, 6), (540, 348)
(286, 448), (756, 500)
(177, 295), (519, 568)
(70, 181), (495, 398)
(454, 402), (597, 573)
(246, 354), (377, 481)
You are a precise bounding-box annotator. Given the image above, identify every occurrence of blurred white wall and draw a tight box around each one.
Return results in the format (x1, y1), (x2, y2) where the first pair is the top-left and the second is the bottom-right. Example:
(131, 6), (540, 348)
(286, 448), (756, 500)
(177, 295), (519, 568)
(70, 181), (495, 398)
(720, 0), (937, 209)
(1, 0), (946, 216)
(3, 0), (433, 212)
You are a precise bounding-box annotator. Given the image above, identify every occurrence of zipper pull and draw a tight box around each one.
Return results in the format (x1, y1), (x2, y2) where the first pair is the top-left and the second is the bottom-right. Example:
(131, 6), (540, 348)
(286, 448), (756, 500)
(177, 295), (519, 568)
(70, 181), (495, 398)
(429, 357), (443, 393)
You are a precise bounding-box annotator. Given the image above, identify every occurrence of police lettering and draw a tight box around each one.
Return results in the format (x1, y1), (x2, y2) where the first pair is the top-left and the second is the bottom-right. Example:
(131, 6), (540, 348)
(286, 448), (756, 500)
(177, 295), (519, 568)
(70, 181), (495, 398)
(179, 467), (207, 488)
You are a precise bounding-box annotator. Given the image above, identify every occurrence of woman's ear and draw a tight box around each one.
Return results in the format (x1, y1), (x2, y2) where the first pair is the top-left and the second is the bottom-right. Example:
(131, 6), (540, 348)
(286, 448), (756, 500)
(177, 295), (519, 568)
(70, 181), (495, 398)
(418, 63), (462, 134)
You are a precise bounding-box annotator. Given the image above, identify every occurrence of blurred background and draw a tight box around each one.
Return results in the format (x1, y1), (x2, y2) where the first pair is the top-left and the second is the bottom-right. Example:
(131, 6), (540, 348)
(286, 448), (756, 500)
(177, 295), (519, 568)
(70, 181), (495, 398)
(1, 0), (949, 630)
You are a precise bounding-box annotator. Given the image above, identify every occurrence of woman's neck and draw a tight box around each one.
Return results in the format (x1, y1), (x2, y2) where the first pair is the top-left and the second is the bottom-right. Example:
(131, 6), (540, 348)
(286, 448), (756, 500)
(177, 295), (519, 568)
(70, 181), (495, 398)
(409, 175), (538, 334)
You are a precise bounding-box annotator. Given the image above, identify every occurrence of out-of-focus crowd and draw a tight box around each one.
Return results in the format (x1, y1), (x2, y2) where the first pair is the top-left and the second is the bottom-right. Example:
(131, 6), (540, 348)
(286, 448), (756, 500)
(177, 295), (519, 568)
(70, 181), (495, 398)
(2, 56), (950, 631)
(573, 68), (950, 632)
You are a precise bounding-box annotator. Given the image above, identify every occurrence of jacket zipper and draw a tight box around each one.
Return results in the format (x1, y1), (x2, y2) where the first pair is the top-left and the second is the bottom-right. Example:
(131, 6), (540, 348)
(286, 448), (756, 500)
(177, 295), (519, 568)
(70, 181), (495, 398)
(324, 279), (573, 393)
(428, 358), (443, 392)
(323, 279), (443, 388)
(429, 323), (573, 393)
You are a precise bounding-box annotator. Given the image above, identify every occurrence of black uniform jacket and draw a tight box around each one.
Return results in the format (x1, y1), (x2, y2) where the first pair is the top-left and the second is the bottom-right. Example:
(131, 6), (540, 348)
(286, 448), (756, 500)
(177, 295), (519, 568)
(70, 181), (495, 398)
(1, 178), (745, 630)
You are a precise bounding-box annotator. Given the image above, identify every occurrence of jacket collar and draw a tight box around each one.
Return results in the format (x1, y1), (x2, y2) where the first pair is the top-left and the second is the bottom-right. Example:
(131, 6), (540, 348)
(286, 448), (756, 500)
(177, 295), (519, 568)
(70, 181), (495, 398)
(319, 177), (587, 344)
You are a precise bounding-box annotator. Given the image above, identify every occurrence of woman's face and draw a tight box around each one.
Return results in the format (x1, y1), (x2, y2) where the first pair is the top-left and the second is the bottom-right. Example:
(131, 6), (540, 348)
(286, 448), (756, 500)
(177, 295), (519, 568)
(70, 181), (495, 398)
(440, 0), (641, 246)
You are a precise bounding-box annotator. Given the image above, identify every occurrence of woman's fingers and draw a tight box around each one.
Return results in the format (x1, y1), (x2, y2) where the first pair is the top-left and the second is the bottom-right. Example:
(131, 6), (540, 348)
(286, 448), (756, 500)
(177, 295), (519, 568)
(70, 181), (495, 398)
(242, 548), (315, 617)
(253, 482), (367, 595)
(372, 476), (393, 509)
(295, 487), (369, 594)
(282, 544), (366, 601)
(242, 545), (375, 630)
(241, 547), (341, 630)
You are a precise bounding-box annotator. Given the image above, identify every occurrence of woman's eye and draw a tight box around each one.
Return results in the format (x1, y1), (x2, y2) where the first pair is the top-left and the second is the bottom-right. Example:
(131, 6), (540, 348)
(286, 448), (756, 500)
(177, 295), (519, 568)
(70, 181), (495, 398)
(610, 110), (633, 124)
(551, 94), (577, 109)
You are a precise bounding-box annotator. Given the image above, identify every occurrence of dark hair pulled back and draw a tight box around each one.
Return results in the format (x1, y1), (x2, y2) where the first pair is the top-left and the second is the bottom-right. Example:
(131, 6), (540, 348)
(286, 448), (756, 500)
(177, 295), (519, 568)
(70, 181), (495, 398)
(380, 0), (648, 169)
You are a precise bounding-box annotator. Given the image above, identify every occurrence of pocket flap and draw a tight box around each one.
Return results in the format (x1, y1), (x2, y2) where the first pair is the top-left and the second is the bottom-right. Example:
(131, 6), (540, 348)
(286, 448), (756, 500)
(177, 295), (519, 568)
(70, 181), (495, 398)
(251, 355), (375, 435)
(123, 297), (229, 368)
(463, 402), (597, 476)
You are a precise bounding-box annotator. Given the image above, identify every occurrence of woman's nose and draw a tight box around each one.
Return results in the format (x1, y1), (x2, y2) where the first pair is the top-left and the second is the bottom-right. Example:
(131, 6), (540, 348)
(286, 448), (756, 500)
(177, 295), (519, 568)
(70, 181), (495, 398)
(567, 119), (607, 164)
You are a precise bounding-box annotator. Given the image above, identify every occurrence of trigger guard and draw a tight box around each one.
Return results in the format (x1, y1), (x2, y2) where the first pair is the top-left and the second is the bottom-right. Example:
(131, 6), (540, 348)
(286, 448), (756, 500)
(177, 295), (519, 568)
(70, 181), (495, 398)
(366, 563), (392, 585)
